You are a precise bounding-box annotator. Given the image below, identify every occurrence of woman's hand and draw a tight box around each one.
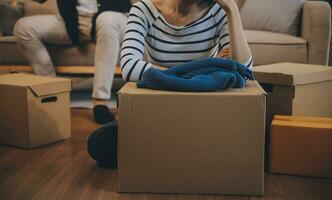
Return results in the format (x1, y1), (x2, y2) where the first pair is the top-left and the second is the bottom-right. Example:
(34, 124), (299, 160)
(214, 0), (238, 12)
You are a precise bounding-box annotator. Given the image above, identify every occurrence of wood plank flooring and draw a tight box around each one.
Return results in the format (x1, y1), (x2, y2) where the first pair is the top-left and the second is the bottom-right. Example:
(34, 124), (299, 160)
(0, 109), (331, 200)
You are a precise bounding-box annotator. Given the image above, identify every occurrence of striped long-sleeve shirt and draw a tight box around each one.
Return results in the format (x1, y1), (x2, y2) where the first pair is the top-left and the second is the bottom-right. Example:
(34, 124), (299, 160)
(120, 0), (253, 82)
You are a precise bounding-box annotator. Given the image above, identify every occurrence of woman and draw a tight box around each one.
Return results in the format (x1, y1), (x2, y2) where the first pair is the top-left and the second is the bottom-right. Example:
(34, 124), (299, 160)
(88, 0), (253, 168)
(120, 0), (252, 82)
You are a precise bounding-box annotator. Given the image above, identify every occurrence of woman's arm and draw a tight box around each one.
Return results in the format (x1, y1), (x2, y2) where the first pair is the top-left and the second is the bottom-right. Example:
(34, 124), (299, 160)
(120, 2), (157, 81)
(215, 0), (252, 69)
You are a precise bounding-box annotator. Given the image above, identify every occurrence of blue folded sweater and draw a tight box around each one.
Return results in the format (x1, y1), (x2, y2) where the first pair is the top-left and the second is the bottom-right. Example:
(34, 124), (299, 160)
(137, 58), (254, 92)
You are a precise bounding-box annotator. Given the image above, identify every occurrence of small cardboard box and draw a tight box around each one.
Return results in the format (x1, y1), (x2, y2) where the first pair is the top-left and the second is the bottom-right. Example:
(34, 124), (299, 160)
(270, 115), (332, 178)
(253, 63), (332, 124)
(0, 74), (71, 148)
(118, 81), (266, 195)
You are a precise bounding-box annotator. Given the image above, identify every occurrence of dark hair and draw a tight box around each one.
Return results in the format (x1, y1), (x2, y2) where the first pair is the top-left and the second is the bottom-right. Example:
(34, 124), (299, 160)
(199, 0), (215, 6)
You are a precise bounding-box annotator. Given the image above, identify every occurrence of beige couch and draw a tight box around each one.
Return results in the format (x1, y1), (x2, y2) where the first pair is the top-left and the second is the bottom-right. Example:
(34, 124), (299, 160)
(0, 0), (331, 72)
(330, 41), (332, 66)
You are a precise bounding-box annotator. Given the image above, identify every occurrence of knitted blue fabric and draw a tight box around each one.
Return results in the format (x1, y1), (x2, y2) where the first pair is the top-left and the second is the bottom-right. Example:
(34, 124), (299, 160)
(137, 58), (254, 92)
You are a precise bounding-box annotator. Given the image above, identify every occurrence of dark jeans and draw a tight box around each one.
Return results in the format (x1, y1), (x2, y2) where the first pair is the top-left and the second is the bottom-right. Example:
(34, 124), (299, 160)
(87, 121), (118, 168)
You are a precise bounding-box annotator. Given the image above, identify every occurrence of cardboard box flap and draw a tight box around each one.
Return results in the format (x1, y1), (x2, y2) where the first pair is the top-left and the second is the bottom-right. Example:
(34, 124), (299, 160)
(0, 74), (71, 96)
(28, 81), (71, 97)
(274, 115), (332, 124)
(253, 63), (332, 86)
(272, 119), (332, 129)
(119, 81), (266, 96)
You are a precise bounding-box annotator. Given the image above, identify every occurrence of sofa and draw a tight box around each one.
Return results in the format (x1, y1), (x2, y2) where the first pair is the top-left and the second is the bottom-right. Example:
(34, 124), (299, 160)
(0, 0), (331, 74)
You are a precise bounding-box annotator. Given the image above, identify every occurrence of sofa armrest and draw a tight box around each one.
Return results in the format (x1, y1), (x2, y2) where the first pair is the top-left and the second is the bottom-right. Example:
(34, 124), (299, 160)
(301, 1), (331, 65)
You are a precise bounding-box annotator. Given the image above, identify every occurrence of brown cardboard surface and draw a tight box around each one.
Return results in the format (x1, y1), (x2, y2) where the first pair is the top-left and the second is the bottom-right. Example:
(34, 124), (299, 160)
(254, 63), (332, 170)
(0, 73), (71, 96)
(292, 81), (332, 117)
(27, 90), (71, 148)
(118, 81), (266, 195)
(270, 115), (332, 178)
(253, 63), (332, 86)
(0, 74), (71, 148)
(254, 63), (332, 122)
(274, 115), (332, 123)
(119, 80), (266, 96)
(0, 85), (29, 147)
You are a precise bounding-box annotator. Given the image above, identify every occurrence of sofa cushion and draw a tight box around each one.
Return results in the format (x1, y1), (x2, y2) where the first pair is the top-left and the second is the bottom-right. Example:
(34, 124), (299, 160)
(0, 36), (95, 65)
(245, 30), (307, 66)
(240, 0), (305, 35)
(0, 3), (21, 35)
(0, 36), (27, 64)
(24, 0), (59, 16)
(0, 30), (308, 68)
(246, 30), (307, 45)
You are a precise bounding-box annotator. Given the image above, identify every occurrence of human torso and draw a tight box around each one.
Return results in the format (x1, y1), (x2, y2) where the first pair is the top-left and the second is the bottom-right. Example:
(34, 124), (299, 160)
(135, 0), (229, 67)
(152, 0), (212, 27)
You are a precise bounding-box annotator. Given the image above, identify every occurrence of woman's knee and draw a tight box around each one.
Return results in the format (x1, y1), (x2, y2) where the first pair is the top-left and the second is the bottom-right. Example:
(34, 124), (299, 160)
(87, 122), (118, 168)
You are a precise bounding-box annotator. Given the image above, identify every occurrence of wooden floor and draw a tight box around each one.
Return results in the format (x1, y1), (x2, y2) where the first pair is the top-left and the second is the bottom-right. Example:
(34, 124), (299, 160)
(0, 109), (331, 200)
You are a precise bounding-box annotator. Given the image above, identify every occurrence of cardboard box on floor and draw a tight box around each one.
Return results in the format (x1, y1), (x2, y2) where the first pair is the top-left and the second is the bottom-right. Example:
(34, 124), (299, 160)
(253, 63), (332, 124)
(254, 63), (332, 169)
(118, 81), (266, 196)
(0, 74), (71, 148)
(270, 115), (332, 178)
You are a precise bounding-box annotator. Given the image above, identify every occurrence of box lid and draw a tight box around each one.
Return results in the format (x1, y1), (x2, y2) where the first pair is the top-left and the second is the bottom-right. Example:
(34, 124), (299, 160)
(274, 115), (332, 124)
(119, 81), (266, 96)
(0, 74), (71, 96)
(253, 63), (332, 86)
(272, 115), (332, 129)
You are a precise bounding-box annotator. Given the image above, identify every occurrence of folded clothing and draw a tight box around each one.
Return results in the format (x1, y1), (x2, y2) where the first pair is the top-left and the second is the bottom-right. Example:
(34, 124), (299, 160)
(137, 57), (254, 92)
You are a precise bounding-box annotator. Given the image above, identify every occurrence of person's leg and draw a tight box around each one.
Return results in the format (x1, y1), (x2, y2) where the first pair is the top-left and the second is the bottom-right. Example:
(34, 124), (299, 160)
(14, 15), (73, 76)
(92, 11), (128, 124)
(87, 121), (118, 168)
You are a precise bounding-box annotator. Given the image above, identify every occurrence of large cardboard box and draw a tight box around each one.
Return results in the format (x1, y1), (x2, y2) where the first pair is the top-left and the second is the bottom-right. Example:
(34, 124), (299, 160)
(253, 63), (332, 124)
(270, 115), (332, 178)
(0, 74), (71, 148)
(118, 81), (266, 195)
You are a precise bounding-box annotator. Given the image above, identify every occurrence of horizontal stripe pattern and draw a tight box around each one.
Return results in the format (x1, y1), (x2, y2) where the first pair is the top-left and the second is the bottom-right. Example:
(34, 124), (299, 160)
(120, 0), (252, 82)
